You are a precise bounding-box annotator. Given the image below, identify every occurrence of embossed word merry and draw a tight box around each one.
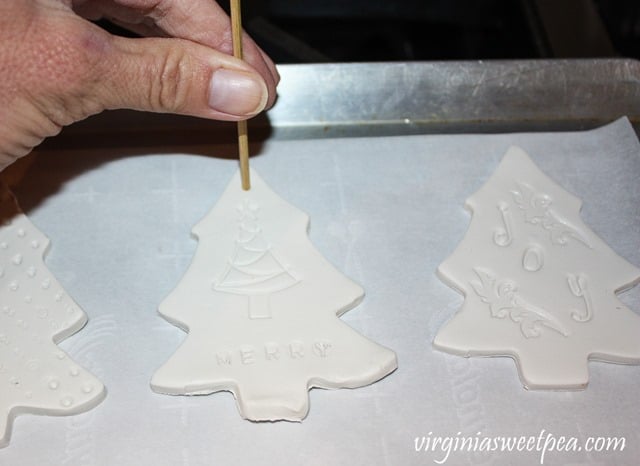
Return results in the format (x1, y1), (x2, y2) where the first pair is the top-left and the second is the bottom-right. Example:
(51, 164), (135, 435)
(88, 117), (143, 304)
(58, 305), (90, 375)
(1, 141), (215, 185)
(215, 340), (333, 366)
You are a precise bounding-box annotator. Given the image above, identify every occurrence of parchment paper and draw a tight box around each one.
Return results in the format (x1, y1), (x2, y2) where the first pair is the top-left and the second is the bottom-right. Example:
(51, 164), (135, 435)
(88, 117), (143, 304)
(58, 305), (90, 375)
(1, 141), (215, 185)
(2, 118), (639, 465)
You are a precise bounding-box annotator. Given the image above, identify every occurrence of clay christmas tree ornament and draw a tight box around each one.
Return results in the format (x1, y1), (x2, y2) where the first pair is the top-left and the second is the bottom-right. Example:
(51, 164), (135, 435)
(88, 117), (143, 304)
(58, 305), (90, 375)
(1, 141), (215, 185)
(434, 146), (640, 390)
(0, 182), (105, 448)
(151, 169), (397, 420)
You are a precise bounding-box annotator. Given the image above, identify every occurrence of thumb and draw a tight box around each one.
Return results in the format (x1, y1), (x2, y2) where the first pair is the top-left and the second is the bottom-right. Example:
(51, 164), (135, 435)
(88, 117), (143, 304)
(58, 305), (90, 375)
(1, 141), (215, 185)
(95, 36), (269, 121)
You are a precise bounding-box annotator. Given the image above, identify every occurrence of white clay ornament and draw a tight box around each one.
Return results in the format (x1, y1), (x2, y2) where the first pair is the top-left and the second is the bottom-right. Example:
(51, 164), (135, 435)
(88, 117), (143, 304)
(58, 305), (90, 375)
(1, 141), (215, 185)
(433, 146), (640, 389)
(0, 182), (105, 448)
(151, 169), (397, 420)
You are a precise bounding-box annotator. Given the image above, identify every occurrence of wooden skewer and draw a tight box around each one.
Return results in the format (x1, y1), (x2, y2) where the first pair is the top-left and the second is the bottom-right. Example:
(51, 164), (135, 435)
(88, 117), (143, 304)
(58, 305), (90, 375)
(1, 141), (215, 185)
(230, 0), (251, 190)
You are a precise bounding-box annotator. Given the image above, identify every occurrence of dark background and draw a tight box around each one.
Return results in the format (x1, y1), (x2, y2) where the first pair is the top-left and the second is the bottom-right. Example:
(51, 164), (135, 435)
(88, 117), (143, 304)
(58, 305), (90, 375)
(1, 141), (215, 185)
(99, 0), (640, 61)
(224, 0), (640, 62)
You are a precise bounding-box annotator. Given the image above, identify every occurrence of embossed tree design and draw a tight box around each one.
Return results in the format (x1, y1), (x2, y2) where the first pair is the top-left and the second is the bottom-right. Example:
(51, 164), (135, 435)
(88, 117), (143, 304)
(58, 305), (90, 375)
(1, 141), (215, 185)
(152, 169), (397, 420)
(0, 182), (105, 448)
(213, 201), (299, 319)
(433, 146), (640, 389)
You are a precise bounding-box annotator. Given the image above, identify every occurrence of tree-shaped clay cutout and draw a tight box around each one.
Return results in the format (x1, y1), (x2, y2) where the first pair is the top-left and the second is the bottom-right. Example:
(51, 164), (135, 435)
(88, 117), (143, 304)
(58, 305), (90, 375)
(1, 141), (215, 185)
(151, 169), (397, 420)
(0, 182), (105, 448)
(433, 146), (640, 390)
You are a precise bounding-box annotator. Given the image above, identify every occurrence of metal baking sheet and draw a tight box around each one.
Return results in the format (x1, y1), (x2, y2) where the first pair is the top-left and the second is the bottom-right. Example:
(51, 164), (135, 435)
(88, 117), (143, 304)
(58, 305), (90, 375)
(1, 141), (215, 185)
(41, 59), (640, 151)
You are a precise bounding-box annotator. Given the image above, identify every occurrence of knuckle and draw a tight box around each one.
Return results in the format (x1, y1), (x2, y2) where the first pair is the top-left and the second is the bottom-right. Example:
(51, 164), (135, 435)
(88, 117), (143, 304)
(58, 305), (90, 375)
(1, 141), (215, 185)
(44, 30), (107, 122)
(12, 17), (108, 125)
(150, 49), (192, 112)
(39, 22), (106, 91)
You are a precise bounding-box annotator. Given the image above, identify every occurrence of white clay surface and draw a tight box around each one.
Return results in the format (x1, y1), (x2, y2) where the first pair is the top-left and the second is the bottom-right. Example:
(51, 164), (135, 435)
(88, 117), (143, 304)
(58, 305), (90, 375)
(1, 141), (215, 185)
(0, 183), (105, 448)
(2, 118), (639, 464)
(151, 169), (398, 420)
(433, 146), (640, 389)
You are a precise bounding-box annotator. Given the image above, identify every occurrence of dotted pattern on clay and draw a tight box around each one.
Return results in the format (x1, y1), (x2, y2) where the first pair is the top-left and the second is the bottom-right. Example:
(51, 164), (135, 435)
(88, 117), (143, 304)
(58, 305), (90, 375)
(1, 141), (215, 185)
(0, 183), (105, 448)
(151, 169), (397, 420)
(434, 146), (640, 390)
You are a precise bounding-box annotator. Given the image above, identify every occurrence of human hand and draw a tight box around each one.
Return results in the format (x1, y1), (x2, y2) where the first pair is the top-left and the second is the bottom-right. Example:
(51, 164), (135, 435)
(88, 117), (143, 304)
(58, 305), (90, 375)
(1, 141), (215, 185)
(0, 0), (279, 171)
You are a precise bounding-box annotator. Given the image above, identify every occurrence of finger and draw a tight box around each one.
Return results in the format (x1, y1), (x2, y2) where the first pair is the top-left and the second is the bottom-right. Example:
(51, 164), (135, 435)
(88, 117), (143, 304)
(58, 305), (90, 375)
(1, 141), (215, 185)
(74, 2), (169, 38)
(82, 0), (280, 108)
(150, 0), (279, 79)
(108, 17), (169, 38)
(258, 46), (280, 86)
(94, 35), (269, 121)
